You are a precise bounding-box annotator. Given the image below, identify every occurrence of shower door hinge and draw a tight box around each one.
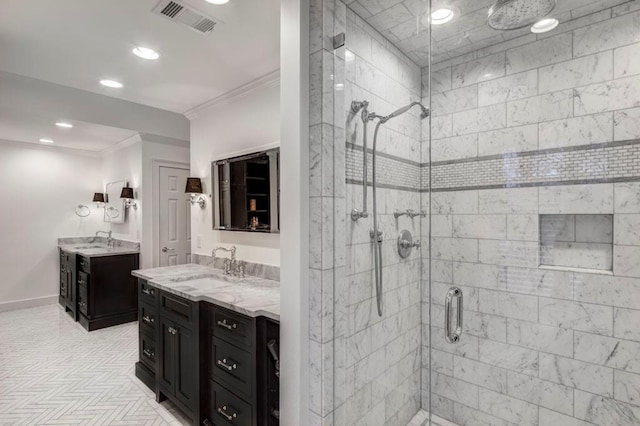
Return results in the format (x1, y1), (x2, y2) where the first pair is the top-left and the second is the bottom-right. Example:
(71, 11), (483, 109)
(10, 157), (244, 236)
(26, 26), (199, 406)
(333, 33), (345, 49)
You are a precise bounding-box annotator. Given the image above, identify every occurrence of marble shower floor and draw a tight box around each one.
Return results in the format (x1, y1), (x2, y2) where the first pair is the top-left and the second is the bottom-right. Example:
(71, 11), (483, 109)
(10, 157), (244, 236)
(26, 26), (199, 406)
(0, 304), (189, 425)
(408, 409), (458, 426)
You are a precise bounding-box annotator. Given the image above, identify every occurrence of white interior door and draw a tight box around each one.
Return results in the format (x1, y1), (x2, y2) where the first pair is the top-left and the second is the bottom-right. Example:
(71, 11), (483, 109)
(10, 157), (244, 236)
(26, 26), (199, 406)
(159, 166), (191, 267)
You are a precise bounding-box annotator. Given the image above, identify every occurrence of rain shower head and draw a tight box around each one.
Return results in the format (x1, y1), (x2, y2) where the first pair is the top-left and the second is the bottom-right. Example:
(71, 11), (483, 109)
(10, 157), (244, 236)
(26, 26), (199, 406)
(488, 0), (557, 30)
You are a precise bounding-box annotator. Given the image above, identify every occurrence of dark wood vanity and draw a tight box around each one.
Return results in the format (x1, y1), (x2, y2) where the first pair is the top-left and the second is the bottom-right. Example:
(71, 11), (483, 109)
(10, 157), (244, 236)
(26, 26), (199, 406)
(59, 249), (139, 331)
(134, 279), (280, 426)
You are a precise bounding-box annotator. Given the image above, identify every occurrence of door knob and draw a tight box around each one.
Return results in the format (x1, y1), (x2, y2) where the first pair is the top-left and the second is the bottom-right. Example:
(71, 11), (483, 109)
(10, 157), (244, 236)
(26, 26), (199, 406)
(162, 247), (175, 253)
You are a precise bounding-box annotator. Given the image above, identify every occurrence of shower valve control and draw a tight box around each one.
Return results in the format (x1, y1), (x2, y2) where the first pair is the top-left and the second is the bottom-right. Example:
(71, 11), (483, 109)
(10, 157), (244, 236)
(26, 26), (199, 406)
(397, 229), (419, 258)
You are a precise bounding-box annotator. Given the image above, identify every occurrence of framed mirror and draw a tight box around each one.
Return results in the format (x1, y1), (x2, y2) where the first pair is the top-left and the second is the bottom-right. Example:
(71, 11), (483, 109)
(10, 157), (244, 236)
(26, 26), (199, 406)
(212, 148), (279, 233)
(104, 180), (127, 224)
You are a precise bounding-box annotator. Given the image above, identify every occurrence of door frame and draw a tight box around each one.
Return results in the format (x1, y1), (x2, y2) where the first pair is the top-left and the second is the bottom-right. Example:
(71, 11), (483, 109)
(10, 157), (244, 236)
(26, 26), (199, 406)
(153, 160), (190, 267)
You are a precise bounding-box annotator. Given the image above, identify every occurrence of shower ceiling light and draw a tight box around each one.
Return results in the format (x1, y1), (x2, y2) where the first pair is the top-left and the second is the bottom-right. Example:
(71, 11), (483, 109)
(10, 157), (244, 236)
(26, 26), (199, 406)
(531, 17), (559, 33)
(39, 138), (54, 144)
(431, 8), (455, 25)
(205, 0), (229, 4)
(100, 79), (123, 88)
(132, 46), (159, 60)
(55, 122), (73, 128)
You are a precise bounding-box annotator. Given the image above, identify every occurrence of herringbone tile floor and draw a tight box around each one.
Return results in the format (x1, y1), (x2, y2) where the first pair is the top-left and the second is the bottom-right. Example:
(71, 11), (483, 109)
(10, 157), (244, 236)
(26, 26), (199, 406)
(0, 304), (190, 425)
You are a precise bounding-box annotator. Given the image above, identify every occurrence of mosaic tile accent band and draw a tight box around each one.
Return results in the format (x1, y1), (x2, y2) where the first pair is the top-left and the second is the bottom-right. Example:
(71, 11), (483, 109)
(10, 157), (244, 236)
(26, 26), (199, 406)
(346, 139), (640, 192)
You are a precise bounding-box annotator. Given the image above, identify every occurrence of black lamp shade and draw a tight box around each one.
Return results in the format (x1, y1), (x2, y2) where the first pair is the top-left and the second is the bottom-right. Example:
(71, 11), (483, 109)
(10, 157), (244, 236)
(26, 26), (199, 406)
(93, 192), (105, 203)
(120, 187), (134, 199)
(185, 177), (203, 194)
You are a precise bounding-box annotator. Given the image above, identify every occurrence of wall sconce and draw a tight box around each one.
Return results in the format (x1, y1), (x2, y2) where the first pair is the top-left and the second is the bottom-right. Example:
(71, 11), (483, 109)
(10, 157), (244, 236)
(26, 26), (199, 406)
(93, 192), (105, 208)
(185, 177), (206, 208)
(120, 186), (138, 210)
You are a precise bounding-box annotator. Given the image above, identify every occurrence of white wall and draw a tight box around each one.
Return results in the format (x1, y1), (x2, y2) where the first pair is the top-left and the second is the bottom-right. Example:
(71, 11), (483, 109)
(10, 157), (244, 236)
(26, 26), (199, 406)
(189, 82), (281, 266)
(0, 141), (104, 309)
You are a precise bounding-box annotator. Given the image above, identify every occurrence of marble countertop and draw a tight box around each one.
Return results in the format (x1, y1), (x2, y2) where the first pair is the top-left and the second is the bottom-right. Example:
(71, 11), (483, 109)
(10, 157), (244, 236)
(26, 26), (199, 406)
(58, 237), (140, 258)
(132, 264), (280, 321)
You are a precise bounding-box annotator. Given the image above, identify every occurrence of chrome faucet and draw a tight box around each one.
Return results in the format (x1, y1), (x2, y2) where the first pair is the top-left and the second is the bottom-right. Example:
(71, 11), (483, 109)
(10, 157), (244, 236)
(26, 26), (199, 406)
(96, 230), (114, 248)
(212, 246), (245, 277)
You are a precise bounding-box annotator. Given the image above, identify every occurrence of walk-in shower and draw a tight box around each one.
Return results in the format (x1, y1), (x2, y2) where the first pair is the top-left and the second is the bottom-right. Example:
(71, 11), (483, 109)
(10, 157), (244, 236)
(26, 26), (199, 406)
(350, 101), (429, 317)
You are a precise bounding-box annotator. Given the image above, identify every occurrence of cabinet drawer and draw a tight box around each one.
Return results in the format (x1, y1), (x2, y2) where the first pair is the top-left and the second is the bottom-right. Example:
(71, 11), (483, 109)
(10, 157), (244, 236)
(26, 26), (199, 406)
(211, 308), (254, 350)
(160, 292), (194, 325)
(210, 337), (252, 398)
(139, 302), (157, 335)
(78, 271), (89, 292)
(78, 256), (90, 273)
(78, 289), (88, 316)
(139, 280), (158, 306)
(209, 380), (252, 426)
(139, 331), (156, 371)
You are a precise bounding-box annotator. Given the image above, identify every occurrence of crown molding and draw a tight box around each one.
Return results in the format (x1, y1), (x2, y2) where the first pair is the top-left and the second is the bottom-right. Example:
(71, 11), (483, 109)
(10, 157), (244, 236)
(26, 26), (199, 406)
(184, 69), (280, 120)
(99, 133), (142, 155)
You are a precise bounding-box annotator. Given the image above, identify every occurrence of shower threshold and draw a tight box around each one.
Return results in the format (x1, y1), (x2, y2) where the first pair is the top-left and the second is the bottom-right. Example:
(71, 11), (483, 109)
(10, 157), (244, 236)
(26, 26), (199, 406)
(407, 409), (458, 426)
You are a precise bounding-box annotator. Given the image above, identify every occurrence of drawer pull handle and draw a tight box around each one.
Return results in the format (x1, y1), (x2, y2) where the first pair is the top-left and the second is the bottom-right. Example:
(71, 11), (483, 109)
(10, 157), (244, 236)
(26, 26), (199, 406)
(168, 327), (177, 335)
(217, 358), (238, 371)
(143, 348), (155, 359)
(217, 405), (237, 421)
(79, 301), (87, 308)
(61, 267), (65, 273)
(217, 319), (237, 331)
(142, 287), (155, 296)
(142, 315), (154, 324)
(80, 261), (86, 267)
(78, 279), (86, 285)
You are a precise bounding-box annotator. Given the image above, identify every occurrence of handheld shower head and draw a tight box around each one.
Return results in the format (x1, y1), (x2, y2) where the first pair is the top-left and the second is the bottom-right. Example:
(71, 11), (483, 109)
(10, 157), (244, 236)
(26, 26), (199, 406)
(381, 101), (430, 123)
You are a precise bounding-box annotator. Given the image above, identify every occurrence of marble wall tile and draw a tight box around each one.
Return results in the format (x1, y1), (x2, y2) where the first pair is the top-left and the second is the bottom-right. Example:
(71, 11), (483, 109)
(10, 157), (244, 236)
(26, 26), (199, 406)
(451, 52), (506, 89)
(614, 214), (640, 245)
(539, 51), (613, 94)
(540, 241), (613, 271)
(614, 245), (640, 277)
(506, 215), (539, 241)
(478, 70), (538, 106)
(576, 214), (613, 243)
(432, 372), (479, 409)
(539, 298), (613, 335)
(479, 239), (539, 268)
(478, 388), (538, 426)
(539, 407), (594, 426)
(614, 307), (640, 341)
(463, 310), (507, 342)
(506, 266), (573, 299)
(614, 370), (640, 405)
(452, 262), (506, 291)
(506, 371), (573, 415)
(614, 107), (640, 140)
(573, 9), (640, 57)
(540, 214), (575, 242)
(539, 352), (614, 396)
(615, 182), (640, 213)
(431, 85), (478, 117)
(506, 90), (573, 126)
(431, 190), (478, 214)
(478, 187), (538, 214)
(451, 403), (513, 426)
(478, 339), (538, 376)
(431, 215), (452, 238)
(574, 331), (640, 373)
(431, 114), (453, 139)
(431, 237), (478, 263)
(431, 134), (478, 162)
(507, 318), (573, 357)
(452, 215), (506, 240)
(506, 32), (572, 74)
(574, 75), (640, 115)
(453, 356), (507, 393)
(479, 289), (538, 321)
(539, 184), (614, 214)
(575, 273), (640, 309)
(452, 103), (506, 136)
(539, 113), (614, 149)
(477, 124), (538, 156)
(614, 42), (640, 78)
(430, 66), (451, 94)
(430, 326), (480, 361)
(574, 389), (640, 425)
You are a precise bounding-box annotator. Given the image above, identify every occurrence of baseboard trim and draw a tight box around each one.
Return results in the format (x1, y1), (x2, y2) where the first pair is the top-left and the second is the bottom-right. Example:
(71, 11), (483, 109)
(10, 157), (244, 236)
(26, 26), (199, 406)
(0, 295), (58, 313)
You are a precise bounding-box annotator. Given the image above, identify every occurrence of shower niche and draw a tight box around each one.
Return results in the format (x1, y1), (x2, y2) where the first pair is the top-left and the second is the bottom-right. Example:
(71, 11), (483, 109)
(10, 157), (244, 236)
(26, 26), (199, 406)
(211, 148), (280, 233)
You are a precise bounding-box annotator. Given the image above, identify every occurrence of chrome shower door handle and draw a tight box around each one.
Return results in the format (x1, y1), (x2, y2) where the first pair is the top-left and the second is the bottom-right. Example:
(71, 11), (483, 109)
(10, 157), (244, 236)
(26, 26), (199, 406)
(444, 287), (463, 344)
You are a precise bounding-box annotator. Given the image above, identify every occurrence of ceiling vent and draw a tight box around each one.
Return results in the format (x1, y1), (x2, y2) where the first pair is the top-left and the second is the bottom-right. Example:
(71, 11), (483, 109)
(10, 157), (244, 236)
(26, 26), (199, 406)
(152, 0), (219, 35)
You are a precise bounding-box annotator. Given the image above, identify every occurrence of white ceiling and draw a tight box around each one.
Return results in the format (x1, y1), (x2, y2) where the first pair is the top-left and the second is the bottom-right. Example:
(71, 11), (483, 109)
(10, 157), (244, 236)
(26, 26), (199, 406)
(346, 0), (631, 66)
(0, 0), (281, 114)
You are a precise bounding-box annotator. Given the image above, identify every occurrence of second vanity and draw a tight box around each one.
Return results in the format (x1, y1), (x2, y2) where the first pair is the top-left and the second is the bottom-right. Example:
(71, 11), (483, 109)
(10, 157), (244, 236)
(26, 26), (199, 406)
(132, 264), (280, 426)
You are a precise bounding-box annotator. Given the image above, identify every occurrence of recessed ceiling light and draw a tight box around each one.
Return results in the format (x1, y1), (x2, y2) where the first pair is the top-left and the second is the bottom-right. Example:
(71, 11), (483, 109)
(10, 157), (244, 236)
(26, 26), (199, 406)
(205, 0), (229, 4)
(132, 46), (160, 60)
(39, 138), (54, 144)
(55, 122), (73, 128)
(531, 18), (559, 33)
(431, 8), (455, 25)
(100, 79), (123, 88)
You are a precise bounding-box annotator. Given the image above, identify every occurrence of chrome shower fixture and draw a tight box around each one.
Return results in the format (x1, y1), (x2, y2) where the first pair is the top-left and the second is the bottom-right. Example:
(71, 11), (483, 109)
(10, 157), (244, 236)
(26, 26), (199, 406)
(394, 209), (426, 219)
(377, 101), (430, 123)
(488, 0), (557, 30)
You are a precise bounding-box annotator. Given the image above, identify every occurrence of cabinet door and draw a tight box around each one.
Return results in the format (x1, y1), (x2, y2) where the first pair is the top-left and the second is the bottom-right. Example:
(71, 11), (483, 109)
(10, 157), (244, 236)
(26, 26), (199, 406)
(158, 316), (176, 394)
(60, 261), (67, 299)
(175, 325), (197, 410)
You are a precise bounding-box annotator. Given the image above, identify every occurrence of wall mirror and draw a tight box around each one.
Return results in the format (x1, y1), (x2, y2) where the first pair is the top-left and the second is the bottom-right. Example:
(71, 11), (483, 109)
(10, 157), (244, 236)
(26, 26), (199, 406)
(104, 180), (127, 224)
(212, 148), (279, 233)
